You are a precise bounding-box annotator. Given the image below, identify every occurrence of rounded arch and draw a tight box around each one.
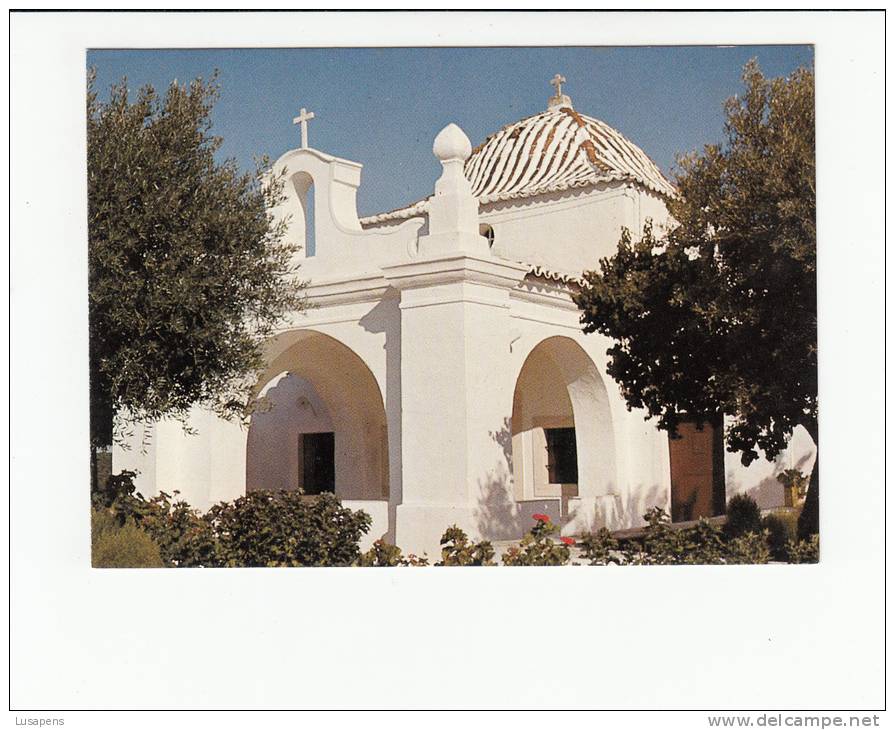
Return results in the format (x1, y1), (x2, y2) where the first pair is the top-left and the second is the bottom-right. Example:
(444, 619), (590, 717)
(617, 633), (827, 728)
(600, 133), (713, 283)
(511, 336), (617, 500)
(247, 329), (389, 500)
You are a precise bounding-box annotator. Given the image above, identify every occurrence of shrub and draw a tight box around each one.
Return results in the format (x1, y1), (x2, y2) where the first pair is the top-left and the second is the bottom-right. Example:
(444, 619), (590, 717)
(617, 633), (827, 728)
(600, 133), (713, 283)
(92, 469), (142, 514)
(140, 495), (219, 567)
(763, 510), (800, 561)
(612, 508), (771, 565)
(725, 531), (772, 564)
(632, 507), (689, 564)
(208, 491), (371, 567)
(92, 471), (218, 566)
(356, 539), (404, 566)
(683, 518), (730, 564)
(436, 525), (496, 566)
(725, 493), (763, 538)
(502, 514), (572, 566)
(95, 472), (372, 567)
(632, 510), (728, 565)
(578, 528), (620, 565)
(356, 540), (429, 566)
(402, 552), (430, 567)
(91, 508), (165, 568)
(785, 535), (819, 564)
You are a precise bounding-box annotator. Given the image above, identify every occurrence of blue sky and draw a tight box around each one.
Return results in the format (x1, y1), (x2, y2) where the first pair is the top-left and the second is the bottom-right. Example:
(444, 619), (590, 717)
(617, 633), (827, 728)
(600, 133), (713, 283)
(87, 46), (813, 217)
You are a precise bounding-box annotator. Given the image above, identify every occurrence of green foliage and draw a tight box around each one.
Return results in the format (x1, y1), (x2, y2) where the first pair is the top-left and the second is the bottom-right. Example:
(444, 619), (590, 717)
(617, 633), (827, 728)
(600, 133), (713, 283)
(724, 493), (763, 539)
(762, 510), (800, 561)
(609, 508), (771, 565)
(87, 69), (305, 449)
(502, 516), (572, 566)
(92, 473), (808, 567)
(630, 509), (730, 565)
(356, 539), (405, 567)
(95, 472), (370, 567)
(436, 525), (496, 566)
(573, 60), (818, 534)
(91, 469), (217, 566)
(635, 506), (689, 564)
(577, 528), (620, 565)
(785, 535), (819, 564)
(356, 540), (430, 567)
(402, 553), (431, 567)
(207, 491), (371, 567)
(142, 495), (221, 567)
(725, 532), (772, 565)
(91, 508), (165, 568)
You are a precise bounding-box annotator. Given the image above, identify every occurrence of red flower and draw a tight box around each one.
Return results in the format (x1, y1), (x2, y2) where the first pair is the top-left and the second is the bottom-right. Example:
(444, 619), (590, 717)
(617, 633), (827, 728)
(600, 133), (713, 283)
(532, 513), (550, 523)
(560, 537), (576, 546)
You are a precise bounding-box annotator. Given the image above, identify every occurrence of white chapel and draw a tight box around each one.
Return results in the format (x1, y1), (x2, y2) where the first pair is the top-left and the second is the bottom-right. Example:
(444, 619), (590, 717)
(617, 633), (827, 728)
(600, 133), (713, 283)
(115, 77), (817, 556)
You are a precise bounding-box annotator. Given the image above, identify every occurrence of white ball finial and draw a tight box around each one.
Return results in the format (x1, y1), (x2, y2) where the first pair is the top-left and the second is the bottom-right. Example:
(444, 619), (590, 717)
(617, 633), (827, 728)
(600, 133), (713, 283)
(433, 123), (472, 162)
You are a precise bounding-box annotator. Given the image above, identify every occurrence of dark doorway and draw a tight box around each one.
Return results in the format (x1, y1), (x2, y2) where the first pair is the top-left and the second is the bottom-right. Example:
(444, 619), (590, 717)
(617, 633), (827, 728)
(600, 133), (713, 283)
(300, 432), (335, 495)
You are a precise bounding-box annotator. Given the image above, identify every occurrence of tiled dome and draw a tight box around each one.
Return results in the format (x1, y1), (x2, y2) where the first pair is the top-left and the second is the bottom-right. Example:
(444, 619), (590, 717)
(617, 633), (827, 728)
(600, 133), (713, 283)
(361, 102), (675, 226)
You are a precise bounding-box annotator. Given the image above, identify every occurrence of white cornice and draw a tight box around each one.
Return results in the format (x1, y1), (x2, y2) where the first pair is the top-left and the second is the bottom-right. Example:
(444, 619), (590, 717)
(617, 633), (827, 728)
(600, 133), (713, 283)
(381, 253), (529, 291)
(302, 270), (390, 306)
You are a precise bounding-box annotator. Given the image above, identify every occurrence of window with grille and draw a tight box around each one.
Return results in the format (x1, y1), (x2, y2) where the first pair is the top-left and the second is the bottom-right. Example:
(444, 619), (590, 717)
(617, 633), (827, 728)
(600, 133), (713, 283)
(545, 427), (578, 484)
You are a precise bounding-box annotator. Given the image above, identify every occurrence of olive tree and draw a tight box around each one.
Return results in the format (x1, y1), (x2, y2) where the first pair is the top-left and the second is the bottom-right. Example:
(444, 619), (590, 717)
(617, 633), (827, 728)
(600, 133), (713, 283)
(88, 70), (304, 485)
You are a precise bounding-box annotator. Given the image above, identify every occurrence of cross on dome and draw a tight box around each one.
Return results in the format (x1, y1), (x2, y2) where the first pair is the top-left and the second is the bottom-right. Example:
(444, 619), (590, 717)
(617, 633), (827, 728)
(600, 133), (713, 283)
(547, 73), (573, 110)
(550, 73), (566, 97)
(293, 106), (315, 149)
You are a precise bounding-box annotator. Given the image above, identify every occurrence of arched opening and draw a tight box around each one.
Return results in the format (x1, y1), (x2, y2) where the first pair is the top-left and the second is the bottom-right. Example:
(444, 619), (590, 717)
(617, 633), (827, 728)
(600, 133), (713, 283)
(290, 171), (316, 257)
(247, 331), (388, 501)
(511, 337), (617, 509)
(479, 223), (495, 248)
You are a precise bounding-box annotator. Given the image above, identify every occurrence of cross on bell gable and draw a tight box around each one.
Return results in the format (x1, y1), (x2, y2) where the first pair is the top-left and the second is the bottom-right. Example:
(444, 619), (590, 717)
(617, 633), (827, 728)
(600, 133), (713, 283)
(293, 106), (315, 149)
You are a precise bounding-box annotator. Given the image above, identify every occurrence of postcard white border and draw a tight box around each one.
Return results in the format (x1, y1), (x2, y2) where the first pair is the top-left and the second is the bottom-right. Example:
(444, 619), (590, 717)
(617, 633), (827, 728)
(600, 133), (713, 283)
(8, 9), (887, 720)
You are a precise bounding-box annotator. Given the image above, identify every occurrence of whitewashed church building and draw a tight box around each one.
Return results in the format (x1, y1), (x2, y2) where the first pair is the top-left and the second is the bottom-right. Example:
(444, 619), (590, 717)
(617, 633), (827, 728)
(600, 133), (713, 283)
(115, 77), (816, 556)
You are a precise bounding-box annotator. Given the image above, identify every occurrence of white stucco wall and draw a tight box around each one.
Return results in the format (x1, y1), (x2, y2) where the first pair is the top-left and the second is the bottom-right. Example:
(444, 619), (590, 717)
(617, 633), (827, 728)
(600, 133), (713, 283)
(113, 406), (248, 513)
(484, 185), (636, 276)
(723, 423), (817, 510)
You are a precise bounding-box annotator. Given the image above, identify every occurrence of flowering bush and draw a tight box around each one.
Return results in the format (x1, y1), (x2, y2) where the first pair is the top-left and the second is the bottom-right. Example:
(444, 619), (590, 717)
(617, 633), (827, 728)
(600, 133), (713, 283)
(436, 525), (495, 566)
(502, 515), (572, 566)
(93, 473), (811, 567)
